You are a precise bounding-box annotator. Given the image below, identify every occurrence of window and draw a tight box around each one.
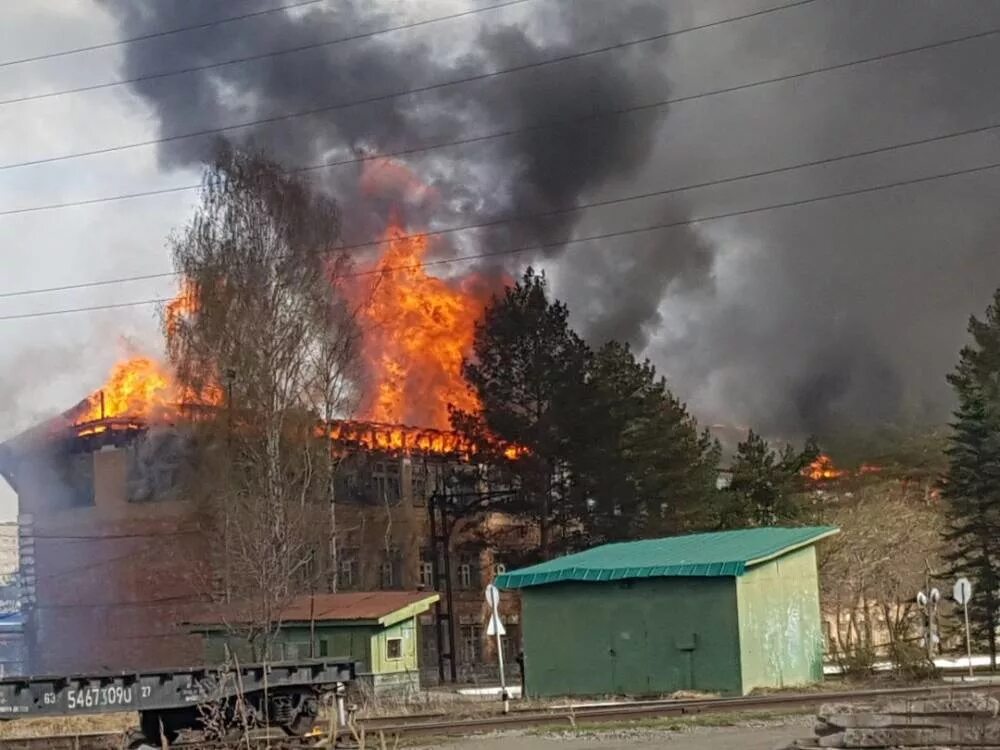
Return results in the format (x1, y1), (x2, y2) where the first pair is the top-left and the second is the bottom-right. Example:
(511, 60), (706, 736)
(62, 453), (95, 508)
(380, 562), (395, 589)
(418, 560), (435, 588)
(380, 548), (401, 590)
(457, 563), (472, 589)
(386, 637), (403, 660)
(460, 624), (482, 665)
(411, 464), (428, 507)
(319, 639), (329, 657)
(457, 556), (478, 590)
(338, 550), (357, 590)
(371, 461), (401, 505)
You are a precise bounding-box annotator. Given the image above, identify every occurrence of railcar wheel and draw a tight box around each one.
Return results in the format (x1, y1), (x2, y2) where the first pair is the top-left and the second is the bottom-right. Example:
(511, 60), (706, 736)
(284, 711), (318, 736)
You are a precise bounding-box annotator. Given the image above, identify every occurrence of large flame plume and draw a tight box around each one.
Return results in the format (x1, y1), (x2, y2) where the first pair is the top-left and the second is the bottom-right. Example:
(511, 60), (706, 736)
(73, 158), (502, 451)
(76, 357), (174, 423)
(352, 220), (493, 429)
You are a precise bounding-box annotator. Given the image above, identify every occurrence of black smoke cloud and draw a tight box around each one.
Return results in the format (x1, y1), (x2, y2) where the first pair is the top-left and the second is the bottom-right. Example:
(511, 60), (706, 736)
(100, 0), (1000, 437)
(98, 0), (697, 273)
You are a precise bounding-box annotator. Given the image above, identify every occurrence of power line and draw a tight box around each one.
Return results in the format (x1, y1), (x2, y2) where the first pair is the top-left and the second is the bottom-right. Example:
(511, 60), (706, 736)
(0, 0), (328, 69)
(0, 0), (533, 106)
(2, 115), (999, 300)
(2, 154), (998, 322)
(0, 0), (821, 172)
(0, 16), (994, 202)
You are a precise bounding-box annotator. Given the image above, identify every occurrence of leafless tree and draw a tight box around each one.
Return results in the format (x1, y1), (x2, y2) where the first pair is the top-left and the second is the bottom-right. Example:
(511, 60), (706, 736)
(817, 479), (945, 676)
(165, 144), (361, 660)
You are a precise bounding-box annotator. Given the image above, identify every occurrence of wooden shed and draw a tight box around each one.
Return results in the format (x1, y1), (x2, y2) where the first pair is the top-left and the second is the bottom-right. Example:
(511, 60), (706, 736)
(496, 526), (837, 698)
(193, 591), (440, 696)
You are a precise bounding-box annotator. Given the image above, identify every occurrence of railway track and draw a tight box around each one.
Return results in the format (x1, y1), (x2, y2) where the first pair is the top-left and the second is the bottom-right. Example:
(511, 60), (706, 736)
(5, 681), (1000, 749)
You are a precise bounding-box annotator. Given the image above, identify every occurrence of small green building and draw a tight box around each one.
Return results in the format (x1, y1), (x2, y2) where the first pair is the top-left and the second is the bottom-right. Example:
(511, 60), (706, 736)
(194, 591), (439, 696)
(496, 526), (837, 698)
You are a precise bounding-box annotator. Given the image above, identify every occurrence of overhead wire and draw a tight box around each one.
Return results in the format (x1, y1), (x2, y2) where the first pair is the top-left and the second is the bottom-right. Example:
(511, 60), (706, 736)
(1, 115), (999, 300)
(1, 154), (998, 322)
(0, 0), (535, 106)
(0, 0), (823, 172)
(1, 15), (996, 213)
(0, 0), (329, 69)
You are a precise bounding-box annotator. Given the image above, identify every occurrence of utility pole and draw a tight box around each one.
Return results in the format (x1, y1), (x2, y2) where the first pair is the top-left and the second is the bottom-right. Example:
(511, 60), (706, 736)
(223, 367), (236, 603)
(428, 487), (458, 683)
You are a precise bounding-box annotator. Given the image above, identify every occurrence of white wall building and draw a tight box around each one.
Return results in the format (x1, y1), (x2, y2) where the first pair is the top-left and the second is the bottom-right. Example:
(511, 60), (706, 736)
(0, 523), (17, 582)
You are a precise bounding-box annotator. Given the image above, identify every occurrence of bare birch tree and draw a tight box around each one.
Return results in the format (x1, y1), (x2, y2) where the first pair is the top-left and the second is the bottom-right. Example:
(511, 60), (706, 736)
(165, 144), (360, 660)
(818, 480), (945, 676)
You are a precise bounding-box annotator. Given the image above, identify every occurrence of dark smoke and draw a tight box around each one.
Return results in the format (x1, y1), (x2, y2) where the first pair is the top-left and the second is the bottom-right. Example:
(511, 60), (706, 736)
(98, 0), (705, 339)
(100, 0), (1000, 437)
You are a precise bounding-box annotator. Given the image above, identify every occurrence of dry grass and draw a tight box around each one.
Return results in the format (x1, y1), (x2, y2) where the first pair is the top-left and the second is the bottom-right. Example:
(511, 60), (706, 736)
(0, 711), (136, 740)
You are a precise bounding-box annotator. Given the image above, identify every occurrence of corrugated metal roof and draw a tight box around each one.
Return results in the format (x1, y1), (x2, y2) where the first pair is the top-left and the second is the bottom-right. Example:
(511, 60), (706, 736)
(495, 526), (838, 589)
(188, 591), (440, 627)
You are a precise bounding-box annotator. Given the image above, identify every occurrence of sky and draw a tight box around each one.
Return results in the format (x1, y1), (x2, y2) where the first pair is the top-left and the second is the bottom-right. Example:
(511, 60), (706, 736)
(2, 0), (1000, 520)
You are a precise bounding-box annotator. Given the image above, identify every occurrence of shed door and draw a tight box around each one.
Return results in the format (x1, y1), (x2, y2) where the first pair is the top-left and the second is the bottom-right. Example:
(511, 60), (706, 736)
(609, 622), (650, 695)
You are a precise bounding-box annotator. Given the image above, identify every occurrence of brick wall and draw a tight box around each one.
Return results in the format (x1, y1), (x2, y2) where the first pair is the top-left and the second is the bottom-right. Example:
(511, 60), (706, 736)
(14, 431), (524, 677)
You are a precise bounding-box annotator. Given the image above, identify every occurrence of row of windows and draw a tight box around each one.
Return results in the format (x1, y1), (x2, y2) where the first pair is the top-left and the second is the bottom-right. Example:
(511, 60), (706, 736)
(336, 552), (505, 591)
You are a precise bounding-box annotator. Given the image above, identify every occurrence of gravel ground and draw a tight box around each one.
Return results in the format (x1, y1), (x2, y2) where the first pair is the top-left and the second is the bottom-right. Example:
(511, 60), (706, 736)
(422, 716), (810, 750)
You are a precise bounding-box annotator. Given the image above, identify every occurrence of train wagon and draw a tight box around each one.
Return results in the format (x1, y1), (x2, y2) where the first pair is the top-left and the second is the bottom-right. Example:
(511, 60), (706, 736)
(0, 657), (355, 746)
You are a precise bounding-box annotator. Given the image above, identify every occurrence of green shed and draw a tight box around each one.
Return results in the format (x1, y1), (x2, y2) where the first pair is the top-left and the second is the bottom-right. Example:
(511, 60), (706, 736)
(496, 526), (837, 698)
(192, 591), (440, 696)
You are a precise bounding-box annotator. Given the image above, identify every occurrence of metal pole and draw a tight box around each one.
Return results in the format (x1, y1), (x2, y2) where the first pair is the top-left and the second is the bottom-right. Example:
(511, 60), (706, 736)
(966, 600), (974, 679)
(494, 609), (509, 714)
(428, 491), (446, 684)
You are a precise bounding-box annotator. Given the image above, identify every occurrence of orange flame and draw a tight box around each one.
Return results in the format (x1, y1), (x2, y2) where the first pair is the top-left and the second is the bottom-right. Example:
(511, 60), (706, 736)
(75, 357), (176, 424)
(352, 220), (494, 430)
(804, 454), (845, 481)
(802, 455), (886, 481)
(73, 158), (511, 456)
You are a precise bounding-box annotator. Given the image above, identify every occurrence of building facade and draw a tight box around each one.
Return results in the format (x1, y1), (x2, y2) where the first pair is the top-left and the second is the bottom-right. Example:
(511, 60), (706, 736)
(0, 523), (16, 584)
(0, 415), (522, 679)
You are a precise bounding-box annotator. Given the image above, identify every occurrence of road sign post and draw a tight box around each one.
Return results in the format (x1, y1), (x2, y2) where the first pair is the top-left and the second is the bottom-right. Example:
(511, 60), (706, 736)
(916, 587), (940, 660)
(954, 577), (974, 679)
(485, 583), (509, 714)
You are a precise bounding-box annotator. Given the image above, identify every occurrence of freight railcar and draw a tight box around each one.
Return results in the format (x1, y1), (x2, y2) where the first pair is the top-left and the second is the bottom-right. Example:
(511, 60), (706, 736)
(0, 658), (355, 746)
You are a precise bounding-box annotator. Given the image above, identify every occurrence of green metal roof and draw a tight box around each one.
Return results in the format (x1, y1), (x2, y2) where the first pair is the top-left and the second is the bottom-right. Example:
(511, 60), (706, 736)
(495, 526), (838, 589)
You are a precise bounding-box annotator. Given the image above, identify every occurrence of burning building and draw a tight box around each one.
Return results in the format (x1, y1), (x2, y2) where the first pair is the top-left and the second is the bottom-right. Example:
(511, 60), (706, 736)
(0, 193), (523, 678)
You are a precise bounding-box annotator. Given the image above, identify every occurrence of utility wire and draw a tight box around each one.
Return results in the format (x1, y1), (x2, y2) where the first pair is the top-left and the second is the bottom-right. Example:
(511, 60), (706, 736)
(2, 154), (998, 322)
(0, 19), (1000, 219)
(0, 14), (993, 197)
(0, 0), (328, 69)
(0, 0), (533, 106)
(0, 0), (821, 172)
(1, 115), (999, 300)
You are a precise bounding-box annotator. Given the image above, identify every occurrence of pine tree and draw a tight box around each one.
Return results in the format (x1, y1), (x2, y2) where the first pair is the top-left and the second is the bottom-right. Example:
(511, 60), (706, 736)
(718, 430), (819, 528)
(451, 268), (591, 560)
(571, 341), (720, 542)
(941, 288), (1000, 668)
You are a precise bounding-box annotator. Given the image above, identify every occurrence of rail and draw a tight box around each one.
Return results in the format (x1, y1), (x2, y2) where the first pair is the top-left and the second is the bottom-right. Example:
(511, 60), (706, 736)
(3, 681), (1000, 749)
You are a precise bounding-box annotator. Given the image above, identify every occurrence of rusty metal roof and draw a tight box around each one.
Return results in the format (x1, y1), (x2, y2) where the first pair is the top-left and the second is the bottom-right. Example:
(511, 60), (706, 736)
(189, 591), (440, 629)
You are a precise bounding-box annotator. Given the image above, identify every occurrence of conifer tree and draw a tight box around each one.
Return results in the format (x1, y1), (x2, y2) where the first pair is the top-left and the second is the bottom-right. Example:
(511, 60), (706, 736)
(941, 288), (1000, 668)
